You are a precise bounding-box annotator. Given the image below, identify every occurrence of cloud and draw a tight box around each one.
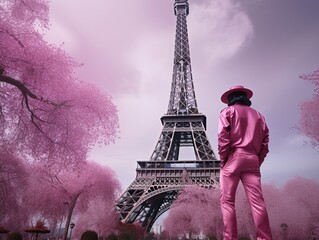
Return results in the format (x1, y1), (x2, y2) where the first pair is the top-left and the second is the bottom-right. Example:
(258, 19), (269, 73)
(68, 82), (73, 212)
(88, 0), (256, 187)
(189, 0), (253, 65)
(44, 0), (253, 98)
(44, 0), (319, 189)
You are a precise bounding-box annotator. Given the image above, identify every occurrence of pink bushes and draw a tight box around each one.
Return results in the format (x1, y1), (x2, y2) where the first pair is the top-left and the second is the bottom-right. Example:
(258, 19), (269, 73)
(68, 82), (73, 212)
(0, 157), (121, 236)
(164, 178), (319, 239)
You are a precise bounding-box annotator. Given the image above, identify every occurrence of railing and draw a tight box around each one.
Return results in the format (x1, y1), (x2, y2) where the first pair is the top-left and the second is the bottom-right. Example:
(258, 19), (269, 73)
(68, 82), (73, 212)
(137, 160), (219, 169)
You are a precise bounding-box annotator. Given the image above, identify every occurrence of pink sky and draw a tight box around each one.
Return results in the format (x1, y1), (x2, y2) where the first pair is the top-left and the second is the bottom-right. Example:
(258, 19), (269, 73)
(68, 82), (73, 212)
(44, 0), (319, 189)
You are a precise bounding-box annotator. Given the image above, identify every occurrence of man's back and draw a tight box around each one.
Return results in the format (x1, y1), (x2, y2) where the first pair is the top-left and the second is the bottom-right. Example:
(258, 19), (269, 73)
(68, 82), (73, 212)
(218, 103), (269, 164)
(229, 104), (267, 154)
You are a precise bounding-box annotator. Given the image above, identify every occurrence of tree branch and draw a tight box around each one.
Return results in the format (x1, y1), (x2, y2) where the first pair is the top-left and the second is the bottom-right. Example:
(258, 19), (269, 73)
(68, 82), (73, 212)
(0, 74), (38, 99)
(0, 73), (71, 132)
(0, 30), (25, 48)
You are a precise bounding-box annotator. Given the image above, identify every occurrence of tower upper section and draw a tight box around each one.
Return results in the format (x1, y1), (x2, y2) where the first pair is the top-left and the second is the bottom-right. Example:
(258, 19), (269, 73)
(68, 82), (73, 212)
(167, 0), (198, 115)
(174, 0), (189, 16)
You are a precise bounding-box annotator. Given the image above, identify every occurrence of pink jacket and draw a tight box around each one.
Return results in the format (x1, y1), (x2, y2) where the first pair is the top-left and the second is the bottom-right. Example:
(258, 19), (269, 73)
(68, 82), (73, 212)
(218, 103), (269, 166)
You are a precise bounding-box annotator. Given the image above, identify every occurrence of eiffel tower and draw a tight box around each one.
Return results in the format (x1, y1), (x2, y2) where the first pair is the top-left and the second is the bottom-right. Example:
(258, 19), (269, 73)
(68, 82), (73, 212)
(116, 0), (220, 232)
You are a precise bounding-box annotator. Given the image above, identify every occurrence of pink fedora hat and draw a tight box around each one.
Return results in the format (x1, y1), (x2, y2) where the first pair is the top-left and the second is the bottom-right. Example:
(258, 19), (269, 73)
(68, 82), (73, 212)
(221, 85), (253, 104)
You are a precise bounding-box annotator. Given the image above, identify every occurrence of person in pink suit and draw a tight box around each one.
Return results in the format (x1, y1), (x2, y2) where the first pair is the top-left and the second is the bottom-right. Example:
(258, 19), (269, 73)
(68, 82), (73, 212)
(218, 85), (273, 240)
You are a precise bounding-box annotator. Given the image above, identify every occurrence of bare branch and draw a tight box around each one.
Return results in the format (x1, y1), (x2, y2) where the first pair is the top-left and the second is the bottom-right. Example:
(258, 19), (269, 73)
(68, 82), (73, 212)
(0, 73), (72, 136)
(0, 30), (25, 48)
(0, 74), (38, 99)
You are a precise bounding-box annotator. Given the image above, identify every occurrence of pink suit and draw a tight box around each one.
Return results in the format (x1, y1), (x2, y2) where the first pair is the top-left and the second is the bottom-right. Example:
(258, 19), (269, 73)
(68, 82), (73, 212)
(218, 103), (273, 240)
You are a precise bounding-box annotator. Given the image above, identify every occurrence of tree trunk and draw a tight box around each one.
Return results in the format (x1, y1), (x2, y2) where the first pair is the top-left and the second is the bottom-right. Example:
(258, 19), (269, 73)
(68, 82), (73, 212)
(62, 193), (81, 240)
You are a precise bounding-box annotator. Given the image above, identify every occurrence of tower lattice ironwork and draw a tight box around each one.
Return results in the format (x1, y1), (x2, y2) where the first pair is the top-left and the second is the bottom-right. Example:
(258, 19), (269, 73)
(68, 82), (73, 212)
(116, 0), (220, 232)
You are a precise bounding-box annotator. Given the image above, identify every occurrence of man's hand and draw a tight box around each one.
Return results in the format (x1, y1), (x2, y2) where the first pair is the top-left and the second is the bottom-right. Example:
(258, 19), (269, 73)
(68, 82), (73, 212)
(220, 159), (227, 169)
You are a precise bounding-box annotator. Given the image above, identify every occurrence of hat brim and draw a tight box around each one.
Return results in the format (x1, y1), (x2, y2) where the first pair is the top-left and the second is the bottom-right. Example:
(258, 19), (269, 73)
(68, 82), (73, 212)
(221, 87), (253, 104)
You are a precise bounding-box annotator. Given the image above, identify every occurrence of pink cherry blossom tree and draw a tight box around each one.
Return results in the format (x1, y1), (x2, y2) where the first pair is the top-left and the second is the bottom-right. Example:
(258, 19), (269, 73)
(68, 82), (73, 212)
(281, 177), (319, 238)
(262, 184), (310, 239)
(0, 0), (118, 166)
(27, 161), (121, 240)
(73, 198), (120, 238)
(163, 185), (223, 239)
(235, 178), (319, 239)
(0, 150), (29, 231)
(1, 1), (120, 235)
(163, 178), (319, 239)
(299, 67), (319, 148)
(23, 164), (68, 231)
(164, 201), (197, 238)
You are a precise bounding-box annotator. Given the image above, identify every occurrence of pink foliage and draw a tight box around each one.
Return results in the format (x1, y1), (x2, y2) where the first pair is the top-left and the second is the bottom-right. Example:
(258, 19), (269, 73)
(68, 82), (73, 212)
(0, 0), (120, 235)
(28, 161), (121, 220)
(163, 178), (319, 239)
(281, 177), (319, 238)
(300, 67), (319, 147)
(0, 0), (118, 166)
(0, 150), (29, 231)
(164, 202), (197, 237)
(73, 198), (120, 238)
(0, 158), (121, 235)
(0, 0), (50, 28)
(163, 185), (223, 238)
(263, 184), (311, 239)
(299, 96), (319, 146)
(24, 164), (68, 223)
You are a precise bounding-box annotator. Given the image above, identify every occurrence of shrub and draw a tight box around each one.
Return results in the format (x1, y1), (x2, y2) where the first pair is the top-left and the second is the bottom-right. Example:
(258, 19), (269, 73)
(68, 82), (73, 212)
(7, 232), (22, 240)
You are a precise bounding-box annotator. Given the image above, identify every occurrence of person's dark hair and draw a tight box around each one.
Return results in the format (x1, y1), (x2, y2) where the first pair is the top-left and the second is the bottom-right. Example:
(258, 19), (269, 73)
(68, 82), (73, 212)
(228, 91), (252, 106)
(80, 230), (98, 240)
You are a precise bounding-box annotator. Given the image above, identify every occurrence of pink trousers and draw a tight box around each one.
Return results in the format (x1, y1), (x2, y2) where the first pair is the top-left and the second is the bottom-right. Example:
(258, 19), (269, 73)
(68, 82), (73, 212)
(220, 152), (273, 240)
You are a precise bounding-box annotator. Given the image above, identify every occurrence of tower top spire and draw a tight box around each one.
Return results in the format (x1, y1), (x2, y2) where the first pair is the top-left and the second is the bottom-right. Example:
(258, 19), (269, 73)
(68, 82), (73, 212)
(174, 0), (189, 16)
(168, 0), (197, 115)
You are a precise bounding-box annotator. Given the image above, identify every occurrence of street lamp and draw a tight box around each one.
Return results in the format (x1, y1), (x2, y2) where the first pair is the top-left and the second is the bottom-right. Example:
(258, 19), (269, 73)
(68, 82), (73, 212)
(69, 223), (75, 240)
(280, 223), (288, 240)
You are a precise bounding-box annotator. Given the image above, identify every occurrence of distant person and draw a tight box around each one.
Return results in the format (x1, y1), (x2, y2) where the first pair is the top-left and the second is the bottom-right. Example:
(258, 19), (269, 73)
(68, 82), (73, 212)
(80, 231), (98, 240)
(218, 85), (273, 240)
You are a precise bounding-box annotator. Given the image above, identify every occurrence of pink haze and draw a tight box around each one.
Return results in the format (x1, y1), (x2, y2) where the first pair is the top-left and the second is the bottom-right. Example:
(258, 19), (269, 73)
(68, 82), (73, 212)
(43, 0), (319, 187)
